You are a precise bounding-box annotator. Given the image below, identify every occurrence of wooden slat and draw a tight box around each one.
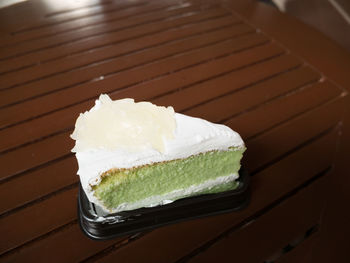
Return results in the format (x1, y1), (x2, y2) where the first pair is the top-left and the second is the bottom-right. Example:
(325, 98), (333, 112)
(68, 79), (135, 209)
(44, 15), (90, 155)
(0, 4), (227, 75)
(0, 188), (77, 254)
(40, 1), (139, 22)
(0, 24), (258, 108)
(0, 1), (165, 47)
(0, 14), (233, 92)
(1, 0), (151, 39)
(183, 66), (321, 122)
(0, 131), (73, 181)
(1, 224), (118, 263)
(42, 1), (135, 21)
(227, 0), (350, 90)
(244, 96), (341, 173)
(108, 47), (290, 103)
(0, 2), (186, 74)
(152, 54), (300, 111)
(225, 81), (344, 140)
(226, 1), (350, 261)
(0, 157), (77, 215)
(89, 126), (338, 263)
(0, 1), (208, 61)
(0, 0), (148, 37)
(187, 176), (327, 263)
(0, 8), (233, 89)
(0, 42), (284, 129)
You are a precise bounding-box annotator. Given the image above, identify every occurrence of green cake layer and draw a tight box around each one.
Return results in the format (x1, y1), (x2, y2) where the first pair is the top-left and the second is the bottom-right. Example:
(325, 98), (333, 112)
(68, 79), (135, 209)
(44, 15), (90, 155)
(93, 147), (245, 211)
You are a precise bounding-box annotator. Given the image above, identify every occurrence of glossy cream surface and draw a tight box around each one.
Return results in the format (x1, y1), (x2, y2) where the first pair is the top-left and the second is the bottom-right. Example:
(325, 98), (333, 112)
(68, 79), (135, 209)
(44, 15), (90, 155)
(71, 94), (176, 153)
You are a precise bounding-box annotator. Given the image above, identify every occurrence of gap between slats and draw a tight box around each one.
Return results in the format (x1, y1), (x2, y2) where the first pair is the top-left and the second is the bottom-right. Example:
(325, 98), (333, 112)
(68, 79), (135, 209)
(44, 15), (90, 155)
(273, 226), (319, 263)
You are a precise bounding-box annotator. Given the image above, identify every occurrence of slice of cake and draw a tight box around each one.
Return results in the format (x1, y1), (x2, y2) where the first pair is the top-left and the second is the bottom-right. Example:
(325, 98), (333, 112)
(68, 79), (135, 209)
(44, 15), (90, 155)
(71, 94), (245, 213)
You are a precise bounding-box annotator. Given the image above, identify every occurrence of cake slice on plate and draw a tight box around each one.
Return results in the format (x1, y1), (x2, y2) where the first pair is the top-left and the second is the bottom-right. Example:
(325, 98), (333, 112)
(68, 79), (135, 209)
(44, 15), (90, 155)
(71, 94), (245, 213)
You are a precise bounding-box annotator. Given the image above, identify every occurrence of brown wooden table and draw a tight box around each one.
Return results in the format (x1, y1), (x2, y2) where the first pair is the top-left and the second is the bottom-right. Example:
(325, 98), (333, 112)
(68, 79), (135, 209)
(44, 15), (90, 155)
(1, 0), (350, 262)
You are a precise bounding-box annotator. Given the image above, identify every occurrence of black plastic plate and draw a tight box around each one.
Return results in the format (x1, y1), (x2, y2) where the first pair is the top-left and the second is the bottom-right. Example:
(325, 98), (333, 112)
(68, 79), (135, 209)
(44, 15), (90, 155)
(78, 168), (250, 240)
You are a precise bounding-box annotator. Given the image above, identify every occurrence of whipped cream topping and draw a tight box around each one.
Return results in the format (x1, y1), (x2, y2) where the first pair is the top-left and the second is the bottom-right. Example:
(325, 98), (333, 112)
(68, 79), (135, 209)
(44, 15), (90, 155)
(71, 95), (245, 209)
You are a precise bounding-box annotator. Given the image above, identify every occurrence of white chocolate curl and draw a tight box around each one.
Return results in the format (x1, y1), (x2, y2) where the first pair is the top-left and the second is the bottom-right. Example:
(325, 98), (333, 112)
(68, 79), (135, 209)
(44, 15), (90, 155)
(71, 94), (176, 153)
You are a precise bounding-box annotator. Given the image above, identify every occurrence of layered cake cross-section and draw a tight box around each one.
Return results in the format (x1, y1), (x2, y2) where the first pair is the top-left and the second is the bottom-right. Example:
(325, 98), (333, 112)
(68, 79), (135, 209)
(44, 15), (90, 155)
(71, 94), (245, 213)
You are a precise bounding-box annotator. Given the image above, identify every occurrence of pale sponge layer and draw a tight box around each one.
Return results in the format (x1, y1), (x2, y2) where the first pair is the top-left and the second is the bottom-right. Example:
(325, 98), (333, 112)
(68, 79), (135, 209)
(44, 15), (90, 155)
(93, 148), (245, 212)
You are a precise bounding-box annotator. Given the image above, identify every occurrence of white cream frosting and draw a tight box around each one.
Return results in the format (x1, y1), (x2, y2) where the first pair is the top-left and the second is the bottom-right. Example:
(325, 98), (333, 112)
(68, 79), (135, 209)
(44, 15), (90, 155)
(71, 94), (245, 210)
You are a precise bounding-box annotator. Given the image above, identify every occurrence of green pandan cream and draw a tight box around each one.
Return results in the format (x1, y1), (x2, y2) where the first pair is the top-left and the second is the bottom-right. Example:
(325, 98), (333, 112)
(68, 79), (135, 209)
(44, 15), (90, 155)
(93, 148), (245, 211)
